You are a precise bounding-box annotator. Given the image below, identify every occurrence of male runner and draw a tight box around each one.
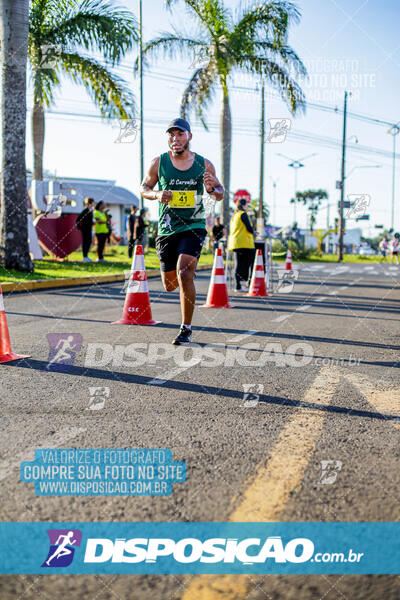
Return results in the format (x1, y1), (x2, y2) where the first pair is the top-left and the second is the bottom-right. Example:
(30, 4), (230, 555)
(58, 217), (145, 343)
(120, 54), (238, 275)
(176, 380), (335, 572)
(140, 117), (224, 345)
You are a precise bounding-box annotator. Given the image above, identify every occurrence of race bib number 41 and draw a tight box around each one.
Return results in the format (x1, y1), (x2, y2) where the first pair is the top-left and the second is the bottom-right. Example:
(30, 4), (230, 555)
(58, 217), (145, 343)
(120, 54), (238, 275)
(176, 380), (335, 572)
(169, 190), (196, 208)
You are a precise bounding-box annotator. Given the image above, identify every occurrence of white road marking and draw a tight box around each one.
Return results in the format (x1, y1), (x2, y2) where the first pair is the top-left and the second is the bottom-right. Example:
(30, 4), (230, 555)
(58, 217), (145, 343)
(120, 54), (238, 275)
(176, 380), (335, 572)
(228, 330), (259, 343)
(329, 290), (338, 295)
(314, 297), (327, 302)
(148, 366), (190, 385)
(272, 314), (292, 323)
(0, 426), (87, 481)
(296, 305), (311, 311)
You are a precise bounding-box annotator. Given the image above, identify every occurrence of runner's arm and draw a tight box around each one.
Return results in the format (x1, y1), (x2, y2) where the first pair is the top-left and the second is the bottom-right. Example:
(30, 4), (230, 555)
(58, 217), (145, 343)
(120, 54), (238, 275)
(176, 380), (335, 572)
(140, 157), (172, 204)
(203, 159), (224, 201)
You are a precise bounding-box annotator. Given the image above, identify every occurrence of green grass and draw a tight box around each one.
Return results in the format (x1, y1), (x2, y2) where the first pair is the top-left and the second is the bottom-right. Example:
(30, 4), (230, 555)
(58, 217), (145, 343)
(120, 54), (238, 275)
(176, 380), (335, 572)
(0, 246), (214, 284)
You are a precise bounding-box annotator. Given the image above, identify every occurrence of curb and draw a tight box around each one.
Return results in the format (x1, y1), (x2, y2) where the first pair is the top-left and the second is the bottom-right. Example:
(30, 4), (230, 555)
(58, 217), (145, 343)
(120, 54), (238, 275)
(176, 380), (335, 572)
(2, 264), (213, 294)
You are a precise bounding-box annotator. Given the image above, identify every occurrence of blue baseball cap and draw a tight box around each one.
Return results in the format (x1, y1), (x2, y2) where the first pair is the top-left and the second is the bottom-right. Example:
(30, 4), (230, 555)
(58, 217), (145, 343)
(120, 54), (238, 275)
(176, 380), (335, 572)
(166, 118), (191, 134)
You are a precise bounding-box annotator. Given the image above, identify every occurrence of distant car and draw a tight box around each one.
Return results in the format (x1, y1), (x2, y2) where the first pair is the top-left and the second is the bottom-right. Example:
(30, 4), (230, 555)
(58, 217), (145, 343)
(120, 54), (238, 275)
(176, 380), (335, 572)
(358, 246), (375, 256)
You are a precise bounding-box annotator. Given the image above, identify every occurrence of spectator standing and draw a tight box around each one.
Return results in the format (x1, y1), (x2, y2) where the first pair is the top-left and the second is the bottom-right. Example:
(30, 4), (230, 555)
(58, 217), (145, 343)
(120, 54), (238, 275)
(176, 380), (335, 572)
(76, 197), (94, 262)
(127, 205), (139, 258)
(227, 198), (256, 292)
(93, 201), (108, 262)
(212, 215), (225, 253)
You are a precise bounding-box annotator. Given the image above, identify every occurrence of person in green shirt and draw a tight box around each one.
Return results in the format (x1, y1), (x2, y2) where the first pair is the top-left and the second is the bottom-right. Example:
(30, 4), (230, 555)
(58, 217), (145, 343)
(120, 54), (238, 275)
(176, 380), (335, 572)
(140, 117), (224, 345)
(93, 201), (108, 262)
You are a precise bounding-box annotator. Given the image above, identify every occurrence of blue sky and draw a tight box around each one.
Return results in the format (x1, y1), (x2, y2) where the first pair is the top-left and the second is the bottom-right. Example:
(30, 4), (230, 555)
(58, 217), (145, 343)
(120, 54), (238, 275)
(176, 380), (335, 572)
(26, 0), (400, 233)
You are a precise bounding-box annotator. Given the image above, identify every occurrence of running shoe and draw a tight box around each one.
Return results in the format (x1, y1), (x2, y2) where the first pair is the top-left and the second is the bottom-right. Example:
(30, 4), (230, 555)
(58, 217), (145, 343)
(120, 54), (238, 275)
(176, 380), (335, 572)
(172, 325), (192, 345)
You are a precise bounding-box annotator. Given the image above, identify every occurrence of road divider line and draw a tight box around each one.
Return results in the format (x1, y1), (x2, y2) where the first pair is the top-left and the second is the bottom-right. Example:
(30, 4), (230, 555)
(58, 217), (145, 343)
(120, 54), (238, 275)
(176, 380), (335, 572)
(296, 305), (311, 311)
(315, 297), (327, 302)
(0, 427), (87, 481)
(181, 367), (340, 600)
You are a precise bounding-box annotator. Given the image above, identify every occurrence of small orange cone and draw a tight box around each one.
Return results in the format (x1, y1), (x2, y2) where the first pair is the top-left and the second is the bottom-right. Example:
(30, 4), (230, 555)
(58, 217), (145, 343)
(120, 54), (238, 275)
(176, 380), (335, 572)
(247, 249), (268, 297)
(112, 245), (160, 325)
(200, 248), (232, 308)
(285, 249), (293, 271)
(0, 284), (30, 363)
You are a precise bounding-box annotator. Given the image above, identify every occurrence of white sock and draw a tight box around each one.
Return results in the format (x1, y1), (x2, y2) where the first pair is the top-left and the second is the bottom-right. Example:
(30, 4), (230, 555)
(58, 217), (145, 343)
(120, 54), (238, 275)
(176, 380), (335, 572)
(182, 324), (192, 330)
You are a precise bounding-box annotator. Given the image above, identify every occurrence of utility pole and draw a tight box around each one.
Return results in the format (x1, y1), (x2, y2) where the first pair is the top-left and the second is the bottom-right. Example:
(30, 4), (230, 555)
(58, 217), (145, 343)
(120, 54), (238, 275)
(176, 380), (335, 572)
(257, 80), (265, 239)
(138, 0), (144, 209)
(338, 91), (348, 262)
(388, 123), (400, 231)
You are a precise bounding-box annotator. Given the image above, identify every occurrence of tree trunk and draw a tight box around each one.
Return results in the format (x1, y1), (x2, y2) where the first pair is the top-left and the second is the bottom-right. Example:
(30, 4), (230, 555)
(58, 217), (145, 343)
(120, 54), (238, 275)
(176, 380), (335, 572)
(220, 88), (231, 227)
(32, 97), (44, 180)
(0, 0), (33, 271)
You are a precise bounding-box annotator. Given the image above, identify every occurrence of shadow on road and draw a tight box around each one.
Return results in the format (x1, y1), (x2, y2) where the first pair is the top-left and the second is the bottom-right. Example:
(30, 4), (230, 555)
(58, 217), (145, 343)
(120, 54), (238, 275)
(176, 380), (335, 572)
(6, 358), (400, 423)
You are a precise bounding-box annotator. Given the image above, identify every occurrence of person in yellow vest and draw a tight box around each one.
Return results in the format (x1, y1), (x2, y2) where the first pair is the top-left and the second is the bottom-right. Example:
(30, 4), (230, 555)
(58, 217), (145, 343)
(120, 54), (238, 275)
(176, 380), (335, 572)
(228, 198), (256, 292)
(93, 201), (108, 262)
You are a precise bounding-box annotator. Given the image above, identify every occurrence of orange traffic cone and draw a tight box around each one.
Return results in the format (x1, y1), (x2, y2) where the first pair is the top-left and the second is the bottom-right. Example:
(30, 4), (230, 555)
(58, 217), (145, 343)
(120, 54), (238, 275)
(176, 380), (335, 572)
(285, 249), (293, 271)
(112, 245), (160, 325)
(0, 284), (30, 363)
(200, 248), (232, 308)
(247, 249), (268, 297)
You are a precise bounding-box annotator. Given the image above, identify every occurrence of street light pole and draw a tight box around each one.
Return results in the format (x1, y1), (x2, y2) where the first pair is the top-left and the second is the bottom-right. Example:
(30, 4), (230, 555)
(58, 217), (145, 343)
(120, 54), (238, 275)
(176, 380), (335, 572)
(277, 153), (317, 227)
(338, 91), (348, 262)
(270, 177), (278, 225)
(138, 0), (144, 209)
(388, 123), (400, 231)
(258, 79), (265, 238)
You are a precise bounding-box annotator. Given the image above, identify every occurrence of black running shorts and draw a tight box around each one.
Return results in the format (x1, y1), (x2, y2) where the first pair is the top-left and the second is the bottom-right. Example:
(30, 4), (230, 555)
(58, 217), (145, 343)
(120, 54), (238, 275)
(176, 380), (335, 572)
(156, 228), (207, 272)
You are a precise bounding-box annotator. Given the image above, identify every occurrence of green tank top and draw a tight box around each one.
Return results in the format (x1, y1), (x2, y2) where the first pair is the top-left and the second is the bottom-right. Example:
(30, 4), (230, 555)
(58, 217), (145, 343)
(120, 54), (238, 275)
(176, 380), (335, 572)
(157, 151), (206, 236)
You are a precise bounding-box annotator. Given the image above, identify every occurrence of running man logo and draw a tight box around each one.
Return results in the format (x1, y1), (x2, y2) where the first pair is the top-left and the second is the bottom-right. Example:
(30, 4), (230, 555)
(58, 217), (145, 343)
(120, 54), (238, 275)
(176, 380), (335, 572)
(346, 194), (370, 219)
(46, 333), (83, 371)
(242, 383), (264, 407)
(115, 119), (138, 144)
(38, 44), (62, 69)
(276, 270), (299, 293)
(87, 386), (110, 410)
(266, 118), (291, 143)
(318, 460), (343, 485)
(41, 529), (82, 568)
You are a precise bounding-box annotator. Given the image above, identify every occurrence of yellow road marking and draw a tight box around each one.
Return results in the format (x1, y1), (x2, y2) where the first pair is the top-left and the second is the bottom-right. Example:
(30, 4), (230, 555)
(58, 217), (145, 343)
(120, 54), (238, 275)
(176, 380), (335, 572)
(344, 372), (400, 432)
(181, 367), (340, 599)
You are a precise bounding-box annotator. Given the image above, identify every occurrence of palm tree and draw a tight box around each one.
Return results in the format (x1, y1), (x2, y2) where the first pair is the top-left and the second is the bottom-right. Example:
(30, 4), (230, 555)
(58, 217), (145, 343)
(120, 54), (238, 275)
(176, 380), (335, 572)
(0, 0), (33, 271)
(29, 0), (138, 180)
(143, 0), (306, 225)
(311, 228), (334, 255)
(291, 189), (328, 231)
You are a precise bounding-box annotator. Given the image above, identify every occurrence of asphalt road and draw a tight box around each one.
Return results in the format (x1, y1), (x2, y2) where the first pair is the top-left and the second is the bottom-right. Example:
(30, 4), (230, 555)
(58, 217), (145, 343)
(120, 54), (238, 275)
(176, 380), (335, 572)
(1, 261), (400, 599)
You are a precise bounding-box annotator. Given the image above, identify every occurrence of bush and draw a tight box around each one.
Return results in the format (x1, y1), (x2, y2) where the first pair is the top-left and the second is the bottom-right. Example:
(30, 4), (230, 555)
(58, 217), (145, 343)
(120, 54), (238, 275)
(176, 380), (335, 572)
(272, 239), (314, 260)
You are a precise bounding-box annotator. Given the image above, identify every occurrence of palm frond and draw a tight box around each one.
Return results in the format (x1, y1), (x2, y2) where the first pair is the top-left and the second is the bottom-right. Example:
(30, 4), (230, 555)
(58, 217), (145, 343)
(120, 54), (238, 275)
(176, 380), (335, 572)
(31, 0), (138, 66)
(166, 0), (230, 39)
(179, 64), (218, 128)
(232, 1), (301, 47)
(141, 32), (208, 64)
(59, 52), (136, 119)
(253, 42), (307, 77)
(242, 56), (306, 114)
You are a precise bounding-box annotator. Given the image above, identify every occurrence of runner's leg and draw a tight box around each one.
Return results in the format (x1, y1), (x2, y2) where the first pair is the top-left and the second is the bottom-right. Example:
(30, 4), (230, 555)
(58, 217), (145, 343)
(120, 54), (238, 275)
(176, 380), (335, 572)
(161, 270), (179, 291)
(177, 253), (198, 325)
